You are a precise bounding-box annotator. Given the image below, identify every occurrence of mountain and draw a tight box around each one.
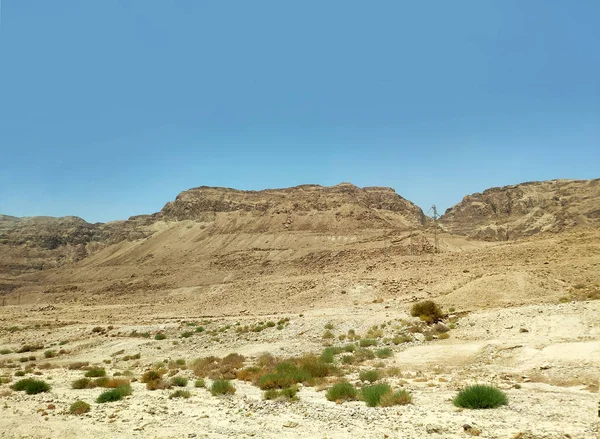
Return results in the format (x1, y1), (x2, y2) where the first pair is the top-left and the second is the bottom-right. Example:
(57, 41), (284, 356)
(439, 179), (600, 240)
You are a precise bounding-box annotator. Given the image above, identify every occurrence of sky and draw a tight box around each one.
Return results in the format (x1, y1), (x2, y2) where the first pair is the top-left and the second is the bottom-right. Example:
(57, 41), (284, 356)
(0, 1), (598, 223)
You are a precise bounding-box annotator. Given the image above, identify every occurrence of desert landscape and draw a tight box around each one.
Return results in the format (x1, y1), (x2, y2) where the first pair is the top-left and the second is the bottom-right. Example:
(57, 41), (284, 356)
(0, 179), (599, 439)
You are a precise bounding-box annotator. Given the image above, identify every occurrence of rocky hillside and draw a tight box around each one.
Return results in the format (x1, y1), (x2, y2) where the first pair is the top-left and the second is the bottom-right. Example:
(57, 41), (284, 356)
(154, 183), (427, 232)
(440, 179), (600, 240)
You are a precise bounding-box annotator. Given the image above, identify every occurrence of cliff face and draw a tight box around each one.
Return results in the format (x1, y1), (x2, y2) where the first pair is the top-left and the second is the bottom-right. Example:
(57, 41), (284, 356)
(154, 183), (427, 232)
(440, 179), (600, 240)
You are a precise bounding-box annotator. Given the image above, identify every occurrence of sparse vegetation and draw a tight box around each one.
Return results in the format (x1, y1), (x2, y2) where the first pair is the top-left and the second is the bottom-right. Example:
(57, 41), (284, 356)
(69, 400), (91, 415)
(155, 333), (167, 340)
(380, 389), (412, 406)
(210, 379), (235, 396)
(410, 300), (444, 324)
(453, 384), (508, 409)
(361, 383), (391, 407)
(359, 339), (377, 347)
(84, 367), (106, 378)
(11, 378), (51, 394)
(170, 376), (188, 387)
(96, 384), (132, 403)
(326, 382), (357, 403)
(194, 378), (205, 388)
(359, 369), (380, 383)
(376, 347), (393, 358)
(169, 389), (191, 399)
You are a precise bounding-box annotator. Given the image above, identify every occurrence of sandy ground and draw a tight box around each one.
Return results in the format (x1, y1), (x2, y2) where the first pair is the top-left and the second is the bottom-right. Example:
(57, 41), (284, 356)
(1, 299), (598, 439)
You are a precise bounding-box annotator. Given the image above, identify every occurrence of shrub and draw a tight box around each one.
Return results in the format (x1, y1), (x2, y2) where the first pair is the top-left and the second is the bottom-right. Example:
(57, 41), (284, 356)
(210, 379), (235, 396)
(194, 379), (205, 388)
(263, 385), (298, 401)
(84, 368), (106, 378)
(324, 323), (334, 330)
(410, 300), (444, 324)
(155, 333), (167, 340)
(361, 383), (391, 407)
(180, 331), (194, 338)
(0, 348), (12, 355)
(376, 348), (393, 358)
(359, 370), (380, 383)
(44, 350), (57, 358)
(195, 326), (205, 333)
(392, 335), (412, 345)
(380, 389), (412, 406)
(453, 385), (508, 409)
(14, 371), (26, 377)
(438, 333), (450, 340)
(343, 344), (356, 353)
(171, 376), (188, 387)
(11, 378), (50, 394)
(169, 389), (191, 399)
(69, 400), (90, 414)
(72, 378), (93, 389)
(96, 385), (132, 403)
(359, 339), (377, 347)
(326, 382), (357, 403)
(322, 330), (334, 339)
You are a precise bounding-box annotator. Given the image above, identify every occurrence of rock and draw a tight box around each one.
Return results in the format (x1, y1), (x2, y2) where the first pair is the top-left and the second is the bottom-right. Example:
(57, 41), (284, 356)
(413, 333), (426, 342)
(519, 328), (529, 333)
(283, 421), (299, 428)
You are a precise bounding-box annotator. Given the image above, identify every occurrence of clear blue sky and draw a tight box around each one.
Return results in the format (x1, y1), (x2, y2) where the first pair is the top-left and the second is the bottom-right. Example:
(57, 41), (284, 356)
(0, 1), (598, 223)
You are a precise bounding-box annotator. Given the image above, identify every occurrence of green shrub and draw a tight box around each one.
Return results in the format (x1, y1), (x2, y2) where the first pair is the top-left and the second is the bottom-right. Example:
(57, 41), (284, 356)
(194, 379), (205, 388)
(322, 330), (334, 339)
(263, 386), (298, 401)
(84, 368), (106, 378)
(263, 388), (279, 400)
(154, 333), (167, 340)
(170, 376), (188, 387)
(359, 369), (380, 383)
(72, 378), (93, 389)
(326, 382), (357, 403)
(361, 383), (391, 407)
(376, 348), (393, 358)
(44, 350), (57, 358)
(180, 331), (193, 338)
(324, 323), (334, 330)
(0, 348), (12, 355)
(210, 379), (235, 396)
(453, 385), (508, 409)
(69, 400), (90, 414)
(410, 300), (444, 323)
(195, 326), (205, 333)
(11, 378), (51, 394)
(359, 339), (377, 347)
(380, 389), (412, 406)
(169, 389), (191, 399)
(392, 335), (412, 345)
(96, 385), (132, 403)
(343, 344), (356, 353)
(14, 370), (26, 377)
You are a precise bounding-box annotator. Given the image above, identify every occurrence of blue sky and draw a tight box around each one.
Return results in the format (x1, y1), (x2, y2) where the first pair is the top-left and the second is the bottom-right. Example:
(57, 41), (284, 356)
(0, 1), (598, 223)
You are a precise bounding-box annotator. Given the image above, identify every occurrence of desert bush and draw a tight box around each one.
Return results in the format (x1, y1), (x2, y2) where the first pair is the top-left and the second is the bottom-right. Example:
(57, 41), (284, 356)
(438, 333), (450, 340)
(380, 389), (412, 406)
(263, 385), (298, 401)
(72, 378), (93, 389)
(376, 348), (393, 358)
(180, 331), (194, 338)
(453, 385), (508, 409)
(69, 400), (90, 414)
(353, 348), (376, 363)
(359, 369), (380, 383)
(0, 349), (12, 355)
(14, 370), (25, 377)
(326, 382), (357, 403)
(392, 335), (412, 345)
(96, 384), (132, 403)
(359, 339), (377, 347)
(169, 389), (191, 399)
(410, 300), (444, 324)
(210, 379), (235, 396)
(192, 354), (245, 380)
(11, 378), (50, 394)
(343, 344), (356, 352)
(194, 378), (205, 388)
(322, 330), (334, 339)
(170, 376), (188, 387)
(366, 327), (383, 338)
(44, 350), (57, 358)
(84, 368), (106, 378)
(361, 383), (392, 407)
(155, 333), (167, 340)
